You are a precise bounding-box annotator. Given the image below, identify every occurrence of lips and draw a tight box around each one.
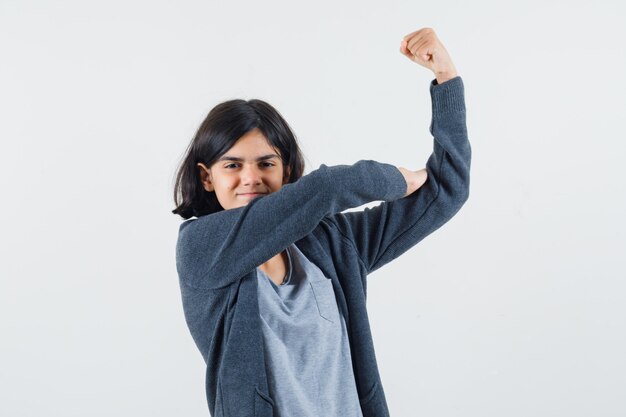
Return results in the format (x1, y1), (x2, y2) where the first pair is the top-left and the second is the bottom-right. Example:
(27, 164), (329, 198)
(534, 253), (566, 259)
(238, 192), (266, 198)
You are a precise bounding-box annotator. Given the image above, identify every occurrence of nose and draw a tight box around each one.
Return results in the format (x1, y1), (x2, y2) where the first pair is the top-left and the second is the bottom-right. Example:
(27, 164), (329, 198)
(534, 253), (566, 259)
(241, 164), (262, 186)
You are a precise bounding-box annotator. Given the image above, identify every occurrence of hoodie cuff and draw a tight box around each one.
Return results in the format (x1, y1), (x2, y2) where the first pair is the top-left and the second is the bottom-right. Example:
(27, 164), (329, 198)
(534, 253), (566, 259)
(430, 76), (466, 116)
(377, 161), (407, 201)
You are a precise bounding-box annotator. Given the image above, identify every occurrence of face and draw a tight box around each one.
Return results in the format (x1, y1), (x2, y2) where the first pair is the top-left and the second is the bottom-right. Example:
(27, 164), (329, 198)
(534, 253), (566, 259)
(197, 128), (290, 210)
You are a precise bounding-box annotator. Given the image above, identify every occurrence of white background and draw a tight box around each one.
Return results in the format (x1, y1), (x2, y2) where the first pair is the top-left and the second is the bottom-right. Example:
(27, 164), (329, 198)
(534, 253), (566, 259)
(1, 0), (625, 416)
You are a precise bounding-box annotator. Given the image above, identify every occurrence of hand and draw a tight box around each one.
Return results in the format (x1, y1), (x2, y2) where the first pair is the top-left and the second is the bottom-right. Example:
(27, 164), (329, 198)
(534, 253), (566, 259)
(397, 167), (428, 197)
(399, 27), (457, 84)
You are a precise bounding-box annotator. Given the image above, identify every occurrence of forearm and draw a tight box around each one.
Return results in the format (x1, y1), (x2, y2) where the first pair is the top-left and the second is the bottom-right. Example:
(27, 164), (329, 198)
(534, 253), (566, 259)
(428, 75), (471, 203)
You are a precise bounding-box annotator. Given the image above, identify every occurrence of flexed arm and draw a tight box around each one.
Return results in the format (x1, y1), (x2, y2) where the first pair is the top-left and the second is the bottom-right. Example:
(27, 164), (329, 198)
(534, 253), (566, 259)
(396, 28), (460, 196)
(328, 28), (471, 274)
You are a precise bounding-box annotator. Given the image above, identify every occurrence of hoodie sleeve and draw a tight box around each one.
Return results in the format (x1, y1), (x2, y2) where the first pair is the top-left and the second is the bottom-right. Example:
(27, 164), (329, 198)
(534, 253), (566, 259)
(176, 159), (407, 290)
(326, 76), (471, 274)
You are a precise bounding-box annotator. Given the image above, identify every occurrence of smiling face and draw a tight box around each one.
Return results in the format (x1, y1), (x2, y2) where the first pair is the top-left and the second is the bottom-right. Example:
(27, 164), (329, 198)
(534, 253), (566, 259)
(197, 128), (290, 210)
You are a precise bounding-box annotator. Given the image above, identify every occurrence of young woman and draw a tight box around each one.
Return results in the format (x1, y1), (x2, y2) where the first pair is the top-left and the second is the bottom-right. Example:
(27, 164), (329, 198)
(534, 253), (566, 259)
(172, 27), (471, 417)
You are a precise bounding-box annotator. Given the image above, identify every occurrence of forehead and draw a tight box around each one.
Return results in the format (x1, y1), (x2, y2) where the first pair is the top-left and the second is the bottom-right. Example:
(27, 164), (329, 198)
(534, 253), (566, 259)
(221, 129), (280, 160)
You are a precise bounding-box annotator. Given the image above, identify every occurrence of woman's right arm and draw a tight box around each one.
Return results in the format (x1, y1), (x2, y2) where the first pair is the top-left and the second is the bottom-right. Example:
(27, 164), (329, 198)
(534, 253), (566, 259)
(176, 159), (408, 290)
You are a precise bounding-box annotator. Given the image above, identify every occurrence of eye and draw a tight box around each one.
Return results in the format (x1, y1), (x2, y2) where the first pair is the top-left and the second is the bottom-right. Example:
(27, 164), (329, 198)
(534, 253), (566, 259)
(261, 161), (275, 168)
(224, 163), (239, 169)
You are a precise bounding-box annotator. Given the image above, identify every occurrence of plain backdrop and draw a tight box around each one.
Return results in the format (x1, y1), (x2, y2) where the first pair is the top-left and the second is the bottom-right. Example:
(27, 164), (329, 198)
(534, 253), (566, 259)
(1, 0), (625, 416)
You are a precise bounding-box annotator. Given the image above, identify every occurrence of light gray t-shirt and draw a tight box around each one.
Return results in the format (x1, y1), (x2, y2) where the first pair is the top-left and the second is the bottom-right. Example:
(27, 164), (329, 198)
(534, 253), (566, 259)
(256, 243), (364, 417)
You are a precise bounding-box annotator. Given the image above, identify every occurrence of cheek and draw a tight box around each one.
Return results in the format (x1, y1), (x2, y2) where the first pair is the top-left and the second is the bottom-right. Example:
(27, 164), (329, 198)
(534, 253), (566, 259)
(223, 177), (238, 190)
(274, 174), (286, 189)
(212, 175), (237, 193)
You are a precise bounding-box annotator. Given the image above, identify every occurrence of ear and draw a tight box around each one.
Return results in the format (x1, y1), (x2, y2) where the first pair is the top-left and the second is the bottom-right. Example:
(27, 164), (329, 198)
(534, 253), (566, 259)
(197, 163), (214, 192)
(283, 165), (292, 184)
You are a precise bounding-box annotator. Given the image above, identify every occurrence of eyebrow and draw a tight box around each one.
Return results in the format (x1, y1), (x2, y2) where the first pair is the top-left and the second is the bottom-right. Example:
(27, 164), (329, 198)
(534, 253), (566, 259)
(217, 154), (280, 162)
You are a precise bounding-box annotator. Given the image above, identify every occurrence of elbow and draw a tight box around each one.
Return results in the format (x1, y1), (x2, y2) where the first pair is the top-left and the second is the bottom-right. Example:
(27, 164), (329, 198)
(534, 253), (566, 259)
(455, 178), (471, 210)
(438, 178), (470, 217)
(459, 181), (471, 206)
(452, 161), (471, 209)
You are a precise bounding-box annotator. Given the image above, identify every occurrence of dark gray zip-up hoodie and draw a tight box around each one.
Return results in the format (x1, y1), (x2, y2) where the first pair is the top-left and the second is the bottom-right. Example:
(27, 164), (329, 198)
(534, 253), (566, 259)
(175, 76), (470, 417)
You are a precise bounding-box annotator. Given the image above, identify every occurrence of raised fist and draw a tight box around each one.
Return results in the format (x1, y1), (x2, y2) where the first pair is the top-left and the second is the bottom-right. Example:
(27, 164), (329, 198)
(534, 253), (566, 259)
(399, 28), (458, 84)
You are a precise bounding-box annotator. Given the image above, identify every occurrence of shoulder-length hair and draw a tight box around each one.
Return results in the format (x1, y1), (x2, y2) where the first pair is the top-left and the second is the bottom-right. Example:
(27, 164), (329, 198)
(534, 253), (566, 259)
(172, 99), (305, 219)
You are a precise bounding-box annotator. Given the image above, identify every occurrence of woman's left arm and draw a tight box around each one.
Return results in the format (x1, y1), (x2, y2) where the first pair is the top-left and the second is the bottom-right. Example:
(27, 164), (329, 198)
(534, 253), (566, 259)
(326, 28), (471, 274)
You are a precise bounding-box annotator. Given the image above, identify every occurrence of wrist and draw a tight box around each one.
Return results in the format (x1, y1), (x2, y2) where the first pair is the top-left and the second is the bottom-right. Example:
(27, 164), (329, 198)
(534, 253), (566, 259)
(435, 71), (458, 84)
